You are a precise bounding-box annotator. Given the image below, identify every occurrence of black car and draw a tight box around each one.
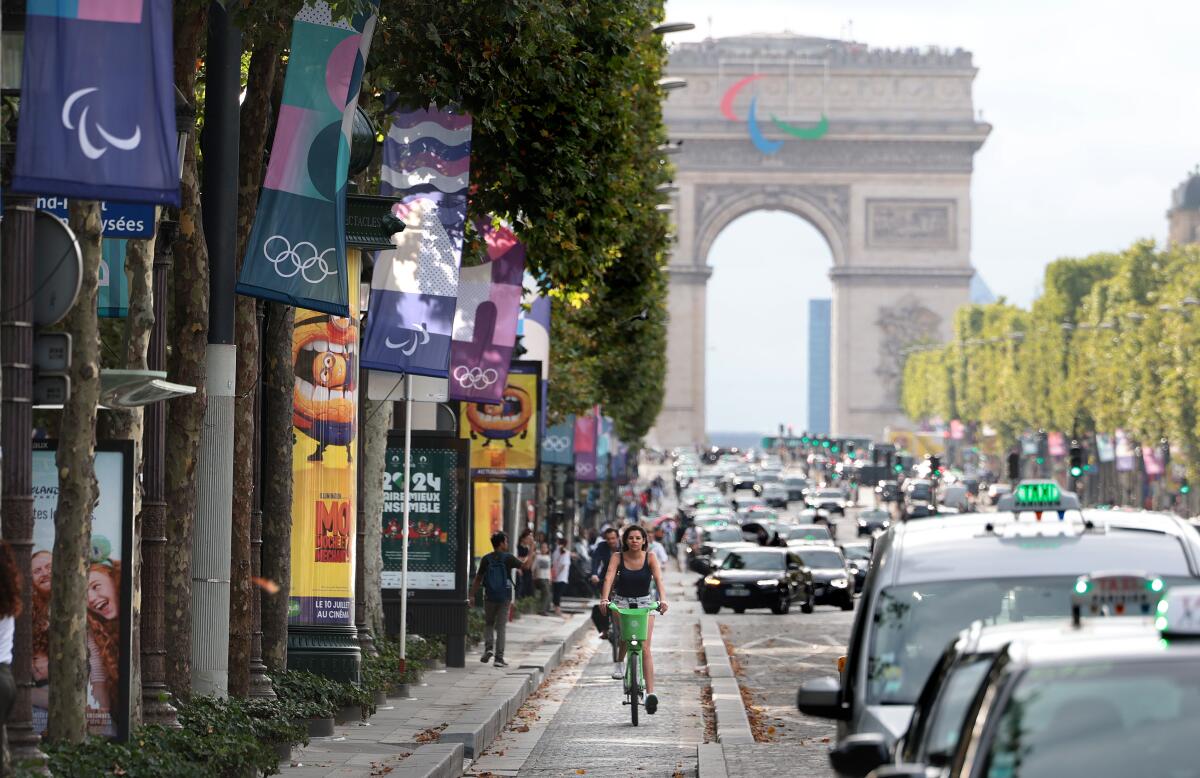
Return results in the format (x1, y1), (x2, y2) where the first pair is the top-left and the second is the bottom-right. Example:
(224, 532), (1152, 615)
(688, 525), (749, 573)
(784, 476), (811, 502)
(699, 548), (812, 615)
(793, 547), (854, 610)
(839, 541), (872, 593)
(875, 479), (900, 503)
(856, 508), (891, 536)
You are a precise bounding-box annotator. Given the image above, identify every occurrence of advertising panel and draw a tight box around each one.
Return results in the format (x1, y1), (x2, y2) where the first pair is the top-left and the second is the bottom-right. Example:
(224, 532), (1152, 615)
(472, 482), (504, 563)
(31, 441), (133, 740)
(459, 360), (541, 481)
(381, 436), (469, 592)
(289, 292), (360, 625)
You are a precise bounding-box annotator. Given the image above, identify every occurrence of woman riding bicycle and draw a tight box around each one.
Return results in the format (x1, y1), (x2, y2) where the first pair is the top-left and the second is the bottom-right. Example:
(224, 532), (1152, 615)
(600, 525), (669, 714)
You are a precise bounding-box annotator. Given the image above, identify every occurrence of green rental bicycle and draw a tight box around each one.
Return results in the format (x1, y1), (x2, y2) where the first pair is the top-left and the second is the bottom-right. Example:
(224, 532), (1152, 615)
(608, 602), (659, 726)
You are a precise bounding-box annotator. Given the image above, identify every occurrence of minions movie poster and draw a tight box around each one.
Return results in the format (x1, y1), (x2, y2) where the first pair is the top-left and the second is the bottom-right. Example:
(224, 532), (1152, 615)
(460, 360), (541, 481)
(289, 260), (360, 625)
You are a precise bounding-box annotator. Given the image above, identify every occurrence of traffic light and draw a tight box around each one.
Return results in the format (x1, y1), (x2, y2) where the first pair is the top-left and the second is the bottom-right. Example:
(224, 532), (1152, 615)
(929, 454), (941, 479)
(1069, 442), (1083, 479)
(1181, 480), (1191, 495)
(1007, 451), (1021, 482)
(846, 442), (856, 460)
(893, 463), (904, 474)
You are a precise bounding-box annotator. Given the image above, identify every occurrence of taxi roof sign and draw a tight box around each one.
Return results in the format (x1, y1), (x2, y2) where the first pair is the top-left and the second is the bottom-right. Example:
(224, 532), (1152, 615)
(995, 480), (1080, 515)
(1071, 571), (1166, 626)
(1156, 586), (1200, 636)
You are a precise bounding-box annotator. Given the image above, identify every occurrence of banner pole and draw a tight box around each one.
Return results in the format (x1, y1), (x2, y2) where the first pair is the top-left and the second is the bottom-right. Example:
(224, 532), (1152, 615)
(400, 382), (413, 662)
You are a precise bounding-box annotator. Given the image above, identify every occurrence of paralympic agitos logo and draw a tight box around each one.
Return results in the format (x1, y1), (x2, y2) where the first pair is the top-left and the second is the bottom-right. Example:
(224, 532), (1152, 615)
(720, 74), (829, 155)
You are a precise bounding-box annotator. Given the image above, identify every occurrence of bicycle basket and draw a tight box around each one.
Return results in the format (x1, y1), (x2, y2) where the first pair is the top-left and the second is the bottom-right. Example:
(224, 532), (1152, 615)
(619, 609), (650, 642)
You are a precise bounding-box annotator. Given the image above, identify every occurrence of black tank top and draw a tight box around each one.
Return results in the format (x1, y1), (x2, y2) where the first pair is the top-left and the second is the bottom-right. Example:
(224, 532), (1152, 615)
(613, 552), (652, 598)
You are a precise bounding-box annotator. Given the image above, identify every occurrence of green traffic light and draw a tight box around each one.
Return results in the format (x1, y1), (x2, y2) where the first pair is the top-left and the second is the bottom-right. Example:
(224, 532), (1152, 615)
(1036, 457), (1045, 465)
(831, 445), (840, 453)
(893, 464), (903, 473)
(1070, 466), (1083, 478)
(1183, 484), (1192, 495)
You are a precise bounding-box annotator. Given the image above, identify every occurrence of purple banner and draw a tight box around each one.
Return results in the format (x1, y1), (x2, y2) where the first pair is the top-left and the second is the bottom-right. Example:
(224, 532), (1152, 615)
(1115, 429), (1136, 472)
(574, 415), (597, 482)
(448, 220), (525, 402)
(361, 105), (472, 375)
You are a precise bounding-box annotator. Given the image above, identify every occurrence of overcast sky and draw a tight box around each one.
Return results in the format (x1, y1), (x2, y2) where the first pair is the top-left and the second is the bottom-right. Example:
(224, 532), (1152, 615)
(668, 0), (1200, 433)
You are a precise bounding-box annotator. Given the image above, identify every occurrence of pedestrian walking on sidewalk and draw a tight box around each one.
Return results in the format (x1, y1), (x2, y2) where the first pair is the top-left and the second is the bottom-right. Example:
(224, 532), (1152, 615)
(471, 532), (533, 668)
(534, 542), (553, 615)
(551, 537), (572, 616)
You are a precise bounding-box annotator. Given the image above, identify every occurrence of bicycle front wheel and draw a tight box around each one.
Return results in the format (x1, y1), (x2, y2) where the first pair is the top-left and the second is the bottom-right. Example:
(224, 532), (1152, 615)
(628, 654), (640, 727)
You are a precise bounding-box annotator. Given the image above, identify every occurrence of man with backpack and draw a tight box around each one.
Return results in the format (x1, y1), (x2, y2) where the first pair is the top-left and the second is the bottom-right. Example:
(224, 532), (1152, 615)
(470, 531), (535, 667)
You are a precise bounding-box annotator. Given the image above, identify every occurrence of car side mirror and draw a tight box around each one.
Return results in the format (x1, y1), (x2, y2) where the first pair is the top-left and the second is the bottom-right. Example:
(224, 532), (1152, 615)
(690, 558), (711, 575)
(830, 733), (892, 778)
(866, 764), (929, 778)
(796, 676), (848, 720)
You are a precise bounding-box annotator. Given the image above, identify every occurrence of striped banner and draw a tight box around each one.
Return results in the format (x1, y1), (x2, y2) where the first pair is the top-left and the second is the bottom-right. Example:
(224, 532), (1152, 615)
(360, 105), (472, 376)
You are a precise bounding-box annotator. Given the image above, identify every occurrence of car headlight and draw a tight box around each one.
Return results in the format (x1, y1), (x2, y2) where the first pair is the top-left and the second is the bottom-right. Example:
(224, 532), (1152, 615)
(757, 578), (782, 587)
(704, 576), (722, 587)
(831, 578), (849, 588)
(857, 519), (867, 526)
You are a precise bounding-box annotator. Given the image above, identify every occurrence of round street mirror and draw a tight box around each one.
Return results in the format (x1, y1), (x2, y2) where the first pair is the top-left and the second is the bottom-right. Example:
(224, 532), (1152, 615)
(32, 210), (83, 327)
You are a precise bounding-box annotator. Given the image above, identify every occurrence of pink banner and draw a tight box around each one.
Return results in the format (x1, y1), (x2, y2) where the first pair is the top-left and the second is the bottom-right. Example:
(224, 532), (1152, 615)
(1047, 431), (1067, 457)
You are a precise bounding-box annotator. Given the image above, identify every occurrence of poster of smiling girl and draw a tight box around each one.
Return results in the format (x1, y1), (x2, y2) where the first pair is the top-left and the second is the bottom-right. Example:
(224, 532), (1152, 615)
(31, 440), (134, 740)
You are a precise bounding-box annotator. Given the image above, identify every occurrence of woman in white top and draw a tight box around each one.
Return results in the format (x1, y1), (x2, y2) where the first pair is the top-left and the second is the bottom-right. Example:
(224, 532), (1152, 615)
(551, 537), (572, 616)
(0, 541), (22, 760)
(533, 542), (553, 615)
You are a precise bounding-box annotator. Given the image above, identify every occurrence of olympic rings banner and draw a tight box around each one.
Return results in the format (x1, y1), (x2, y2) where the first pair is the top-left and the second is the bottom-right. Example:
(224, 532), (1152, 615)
(360, 104), (473, 377)
(541, 416), (575, 467)
(447, 219), (525, 403)
(460, 360), (541, 481)
(574, 414), (597, 482)
(236, 1), (379, 316)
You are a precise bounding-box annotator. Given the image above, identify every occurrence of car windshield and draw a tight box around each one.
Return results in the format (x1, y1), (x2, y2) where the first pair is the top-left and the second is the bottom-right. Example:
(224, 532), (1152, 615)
(722, 551), (785, 571)
(981, 660), (1200, 778)
(798, 550), (844, 568)
(842, 545), (871, 561)
(919, 655), (994, 763)
(817, 491), (842, 499)
(868, 577), (1102, 705)
(788, 526), (831, 541)
(908, 485), (932, 499)
(786, 478), (808, 487)
(706, 528), (744, 543)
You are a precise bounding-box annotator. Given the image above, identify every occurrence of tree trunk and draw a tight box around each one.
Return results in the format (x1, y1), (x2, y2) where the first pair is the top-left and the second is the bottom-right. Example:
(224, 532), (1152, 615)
(228, 42), (280, 700)
(163, 1), (209, 704)
(260, 302), (294, 672)
(49, 200), (103, 743)
(362, 400), (391, 637)
(96, 229), (157, 725)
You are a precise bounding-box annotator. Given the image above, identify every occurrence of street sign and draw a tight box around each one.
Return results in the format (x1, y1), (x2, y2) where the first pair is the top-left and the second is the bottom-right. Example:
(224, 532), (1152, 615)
(33, 375), (70, 407)
(34, 333), (72, 372)
(35, 196), (155, 238)
(346, 194), (404, 250)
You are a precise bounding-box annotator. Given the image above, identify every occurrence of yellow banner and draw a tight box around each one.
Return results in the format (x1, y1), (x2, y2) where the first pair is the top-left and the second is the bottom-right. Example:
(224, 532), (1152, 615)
(460, 361), (540, 479)
(472, 481), (504, 562)
(289, 253), (359, 625)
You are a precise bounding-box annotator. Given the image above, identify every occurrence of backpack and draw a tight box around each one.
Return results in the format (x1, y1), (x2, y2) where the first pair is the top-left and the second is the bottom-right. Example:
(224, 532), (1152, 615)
(483, 554), (513, 602)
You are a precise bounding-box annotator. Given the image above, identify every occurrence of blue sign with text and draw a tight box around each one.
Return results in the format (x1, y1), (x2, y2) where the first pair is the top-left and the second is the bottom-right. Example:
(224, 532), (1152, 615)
(35, 197), (155, 238)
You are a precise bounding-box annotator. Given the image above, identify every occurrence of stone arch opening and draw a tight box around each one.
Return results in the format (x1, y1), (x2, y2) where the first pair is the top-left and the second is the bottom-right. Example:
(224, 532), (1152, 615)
(704, 209), (834, 439)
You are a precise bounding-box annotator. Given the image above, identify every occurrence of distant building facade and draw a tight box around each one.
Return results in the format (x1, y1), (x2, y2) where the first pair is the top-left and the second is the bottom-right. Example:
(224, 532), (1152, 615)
(807, 299), (831, 435)
(1168, 171), (1200, 245)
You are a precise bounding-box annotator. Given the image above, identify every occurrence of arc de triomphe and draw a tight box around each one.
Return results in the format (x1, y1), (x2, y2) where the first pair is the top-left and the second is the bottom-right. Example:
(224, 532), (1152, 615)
(651, 34), (990, 447)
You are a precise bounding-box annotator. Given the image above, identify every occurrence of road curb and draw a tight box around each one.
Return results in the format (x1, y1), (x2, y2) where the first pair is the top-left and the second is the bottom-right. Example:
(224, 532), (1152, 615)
(441, 613), (591, 761)
(697, 742), (729, 778)
(391, 742), (464, 778)
(700, 620), (755, 745)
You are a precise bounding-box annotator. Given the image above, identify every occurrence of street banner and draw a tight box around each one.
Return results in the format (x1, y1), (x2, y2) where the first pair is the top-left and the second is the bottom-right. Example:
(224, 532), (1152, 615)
(13, 0), (179, 205)
(596, 416), (612, 481)
(541, 416), (575, 467)
(1115, 429), (1135, 472)
(381, 436), (468, 591)
(1141, 446), (1165, 477)
(32, 441), (134, 741)
(612, 443), (629, 485)
(448, 220), (525, 402)
(1020, 433), (1038, 456)
(1047, 431), (1067, 457)
(949, 420), (965, 441)
(236, 1), (380, 316)
(460, 361), (541, 481)
(360, 105), (472, 376)
(472, 482), (504, 563)
(288, 264), (361, 626)
(574, 414), (597, 482)
(1095, 433), (1115, 463)
(99, 240), (129, 317)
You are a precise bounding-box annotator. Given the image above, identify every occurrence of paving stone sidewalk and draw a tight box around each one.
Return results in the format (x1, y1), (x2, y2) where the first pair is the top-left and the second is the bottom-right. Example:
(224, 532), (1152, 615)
(277, 609), (593, 778)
